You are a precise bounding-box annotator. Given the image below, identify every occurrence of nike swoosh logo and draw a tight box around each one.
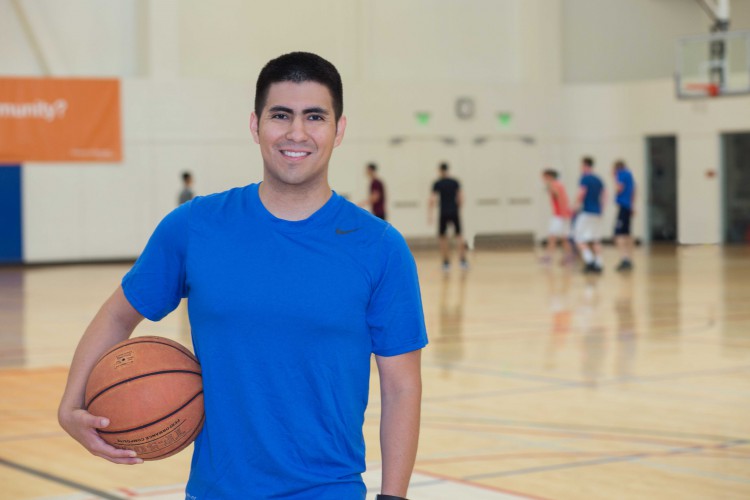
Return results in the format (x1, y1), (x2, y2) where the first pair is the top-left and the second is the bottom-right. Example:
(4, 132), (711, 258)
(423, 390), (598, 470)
(336, 228), (361, 235)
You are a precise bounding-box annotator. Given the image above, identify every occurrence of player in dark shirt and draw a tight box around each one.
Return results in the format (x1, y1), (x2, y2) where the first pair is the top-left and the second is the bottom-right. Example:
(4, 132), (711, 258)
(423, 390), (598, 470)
(428, 162), (467, 271)
(359, 163), (386, 220)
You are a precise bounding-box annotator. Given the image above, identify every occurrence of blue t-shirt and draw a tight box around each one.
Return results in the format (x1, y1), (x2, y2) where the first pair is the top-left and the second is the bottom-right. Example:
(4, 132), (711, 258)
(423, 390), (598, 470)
(122, 184), (428, 499)
(615, 169), (634, 209)
(579, 173), (604, 215)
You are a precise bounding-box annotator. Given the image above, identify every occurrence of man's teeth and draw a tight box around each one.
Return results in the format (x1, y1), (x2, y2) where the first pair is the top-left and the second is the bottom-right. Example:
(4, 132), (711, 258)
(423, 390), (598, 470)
(282, 151), (309, 158)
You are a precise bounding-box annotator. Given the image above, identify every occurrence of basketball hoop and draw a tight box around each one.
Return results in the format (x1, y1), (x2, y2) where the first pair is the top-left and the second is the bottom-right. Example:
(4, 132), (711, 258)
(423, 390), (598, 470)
(685, 82), (720, 97)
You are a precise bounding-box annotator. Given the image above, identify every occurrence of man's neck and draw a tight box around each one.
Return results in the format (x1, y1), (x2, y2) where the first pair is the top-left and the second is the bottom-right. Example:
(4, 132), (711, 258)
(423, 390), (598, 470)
(259, 178), (332, 221)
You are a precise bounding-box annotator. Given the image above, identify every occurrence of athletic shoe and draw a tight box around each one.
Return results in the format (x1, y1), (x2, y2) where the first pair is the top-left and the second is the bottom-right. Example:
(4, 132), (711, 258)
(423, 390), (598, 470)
(460, 259), (470, 270)
(442, 261), (450, 273)
(583, 262), (603, 274)
(582, 262), (597, 274)
(539, 255), (552, 265)
(616, 260), (633, 272)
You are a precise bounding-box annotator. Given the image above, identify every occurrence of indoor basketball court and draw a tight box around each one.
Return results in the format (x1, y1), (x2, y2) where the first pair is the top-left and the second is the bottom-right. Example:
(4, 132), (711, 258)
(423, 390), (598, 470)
(1, 1), (749, 499)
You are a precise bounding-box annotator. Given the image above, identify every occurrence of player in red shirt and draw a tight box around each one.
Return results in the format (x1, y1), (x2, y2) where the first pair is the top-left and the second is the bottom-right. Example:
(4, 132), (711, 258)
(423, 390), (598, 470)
(542, 169), (574, 265)
(359, 162), (386, 220)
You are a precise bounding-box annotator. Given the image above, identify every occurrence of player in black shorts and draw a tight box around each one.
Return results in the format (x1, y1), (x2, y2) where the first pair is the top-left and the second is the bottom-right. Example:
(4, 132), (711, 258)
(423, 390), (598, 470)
(428, 162), (468, 272)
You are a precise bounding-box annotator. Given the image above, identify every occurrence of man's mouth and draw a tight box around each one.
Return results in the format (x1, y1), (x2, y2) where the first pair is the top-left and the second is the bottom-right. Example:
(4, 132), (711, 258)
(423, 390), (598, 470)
(281, 150), (312, 159)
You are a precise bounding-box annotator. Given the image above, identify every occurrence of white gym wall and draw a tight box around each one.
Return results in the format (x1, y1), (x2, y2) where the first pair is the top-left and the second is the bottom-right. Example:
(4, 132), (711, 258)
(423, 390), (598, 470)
(1, 0), (748, 261)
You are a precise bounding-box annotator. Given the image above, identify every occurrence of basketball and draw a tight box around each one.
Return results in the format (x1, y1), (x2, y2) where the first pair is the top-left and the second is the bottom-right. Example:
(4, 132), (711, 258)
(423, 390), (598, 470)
(84, 336), (204, 461)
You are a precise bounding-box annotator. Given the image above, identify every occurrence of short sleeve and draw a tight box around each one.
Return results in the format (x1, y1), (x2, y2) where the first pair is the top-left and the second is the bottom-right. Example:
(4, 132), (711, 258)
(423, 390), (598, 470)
(121, 203), (190, 321)
(367, 228), (429, 357)
(432, 181), (439, 193)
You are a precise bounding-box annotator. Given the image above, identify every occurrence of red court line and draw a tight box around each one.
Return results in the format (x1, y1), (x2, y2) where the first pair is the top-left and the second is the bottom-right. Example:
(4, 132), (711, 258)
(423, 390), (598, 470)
(413, 468), (554, 500)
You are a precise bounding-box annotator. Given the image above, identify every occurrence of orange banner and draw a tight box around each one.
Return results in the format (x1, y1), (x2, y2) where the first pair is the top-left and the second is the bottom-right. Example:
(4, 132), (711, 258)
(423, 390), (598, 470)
(0, 78), (121, 163)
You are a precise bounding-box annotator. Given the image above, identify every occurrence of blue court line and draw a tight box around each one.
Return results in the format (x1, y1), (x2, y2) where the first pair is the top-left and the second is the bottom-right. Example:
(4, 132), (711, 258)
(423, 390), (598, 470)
(462, 440), (750, 482)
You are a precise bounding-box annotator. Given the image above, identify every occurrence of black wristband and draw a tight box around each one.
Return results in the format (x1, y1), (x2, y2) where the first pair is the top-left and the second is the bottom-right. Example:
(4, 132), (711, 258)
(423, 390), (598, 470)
(376, 495), (408, 500)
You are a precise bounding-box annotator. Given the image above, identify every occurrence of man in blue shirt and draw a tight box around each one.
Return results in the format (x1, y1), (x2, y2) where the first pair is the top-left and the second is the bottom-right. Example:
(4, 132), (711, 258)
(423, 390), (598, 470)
(59, 52), (427, 500)
(573, 156), (606, 273)
(613, 160), (636, 271)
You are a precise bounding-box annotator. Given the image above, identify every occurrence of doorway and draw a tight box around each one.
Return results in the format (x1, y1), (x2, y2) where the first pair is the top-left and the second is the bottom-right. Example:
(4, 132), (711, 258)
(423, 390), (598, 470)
(646, 136), (678, 243)
(723, 132), (750, 244)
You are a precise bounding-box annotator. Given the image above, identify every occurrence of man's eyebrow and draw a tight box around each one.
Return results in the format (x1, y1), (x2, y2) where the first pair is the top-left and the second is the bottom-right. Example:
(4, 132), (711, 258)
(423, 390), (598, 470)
(303, 107), (329, 115)
(267, 105), (330, 116)
(268, 105), (293, 114)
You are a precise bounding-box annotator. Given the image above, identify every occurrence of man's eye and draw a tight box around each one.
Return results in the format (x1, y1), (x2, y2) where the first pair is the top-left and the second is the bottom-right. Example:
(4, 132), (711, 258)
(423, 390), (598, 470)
(271, 113), (288, 120)
(308, 115), (324, 121)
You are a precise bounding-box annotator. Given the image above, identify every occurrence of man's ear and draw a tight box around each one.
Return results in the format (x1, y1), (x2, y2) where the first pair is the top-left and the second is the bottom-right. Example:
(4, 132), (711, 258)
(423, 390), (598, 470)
(250, 112), (260, 144)
(334, 115), (347, 148)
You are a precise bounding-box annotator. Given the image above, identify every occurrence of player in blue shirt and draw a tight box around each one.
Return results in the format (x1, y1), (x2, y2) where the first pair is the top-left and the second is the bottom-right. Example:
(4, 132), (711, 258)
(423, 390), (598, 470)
(573, 156), (606, 273)
(59, 52), (427, 500)
(613, 160), (636, 271)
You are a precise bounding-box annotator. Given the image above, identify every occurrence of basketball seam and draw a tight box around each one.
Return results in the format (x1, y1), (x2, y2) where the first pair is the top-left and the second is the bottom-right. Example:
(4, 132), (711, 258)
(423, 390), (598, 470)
(97, 390), (204, 435)
(85, 370), (202, 408)
(98, 339), (197, 364)
(146, 412), (206, 460)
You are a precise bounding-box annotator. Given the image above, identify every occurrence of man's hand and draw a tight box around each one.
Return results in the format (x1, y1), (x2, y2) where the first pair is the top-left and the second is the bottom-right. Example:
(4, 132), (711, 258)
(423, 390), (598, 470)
(58, 407), (142, 464)
(58, 287), (144, 464)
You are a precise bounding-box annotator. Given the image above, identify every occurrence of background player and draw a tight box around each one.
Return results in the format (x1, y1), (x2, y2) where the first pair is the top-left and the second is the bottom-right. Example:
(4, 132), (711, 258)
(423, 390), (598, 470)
(613, 159), (636, 271)
(428, 162), (467, 272)
(541, 168), (574, 265)
(58, 52), (427, 500)
(573, 156), (606, 273)
(359, 162), (387, 220)
(177, 171), (194, 205)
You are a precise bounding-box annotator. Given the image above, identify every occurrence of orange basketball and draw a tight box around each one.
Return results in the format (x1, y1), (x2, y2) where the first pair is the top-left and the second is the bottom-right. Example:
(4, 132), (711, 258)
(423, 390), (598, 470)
(84, 336), (204, 461)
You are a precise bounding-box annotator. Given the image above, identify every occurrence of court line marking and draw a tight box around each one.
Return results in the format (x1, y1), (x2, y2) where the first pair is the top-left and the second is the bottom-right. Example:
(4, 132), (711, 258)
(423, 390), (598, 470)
(412, 468), (554, 500)
(418, 363), (750, 404)
(0, 456), (125, 500)
(419, 413), (749, 445)
(461, 439), (750, 482)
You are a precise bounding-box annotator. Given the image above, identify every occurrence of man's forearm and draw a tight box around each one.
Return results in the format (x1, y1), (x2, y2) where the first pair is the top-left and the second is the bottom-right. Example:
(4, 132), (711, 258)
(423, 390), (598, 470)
(380, 385), (421, 497)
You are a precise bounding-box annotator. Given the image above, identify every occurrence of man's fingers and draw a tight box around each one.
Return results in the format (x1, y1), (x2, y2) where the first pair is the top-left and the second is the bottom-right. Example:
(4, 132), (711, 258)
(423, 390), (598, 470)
(89, 441), (142, 464)
(93, 450), (143, 465)
(74, 409), (109, 429)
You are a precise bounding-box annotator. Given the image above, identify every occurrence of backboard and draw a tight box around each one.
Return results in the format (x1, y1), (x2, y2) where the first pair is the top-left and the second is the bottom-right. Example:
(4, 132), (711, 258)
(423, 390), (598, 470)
(676, 30), (750, 98)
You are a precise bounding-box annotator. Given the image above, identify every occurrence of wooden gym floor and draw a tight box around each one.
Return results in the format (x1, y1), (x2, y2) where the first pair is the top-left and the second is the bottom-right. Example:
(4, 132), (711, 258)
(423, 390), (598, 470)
(0, 245), (748, 499)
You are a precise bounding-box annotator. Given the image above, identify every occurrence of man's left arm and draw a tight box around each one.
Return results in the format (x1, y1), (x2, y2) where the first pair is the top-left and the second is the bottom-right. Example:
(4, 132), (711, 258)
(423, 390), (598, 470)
(376, 349), (423, 498)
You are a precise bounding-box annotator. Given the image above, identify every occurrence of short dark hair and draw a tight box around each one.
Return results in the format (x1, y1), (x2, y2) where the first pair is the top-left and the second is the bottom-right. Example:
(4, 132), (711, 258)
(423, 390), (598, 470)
(255, 52), (343, 121)
(582, 156), (594, 167)
(439, 162), (449, 172)
(367, 163), (377, 172)
(543, 168), (558, 179)
(614, 160), (626, 170)
(182, 171), (192, 182)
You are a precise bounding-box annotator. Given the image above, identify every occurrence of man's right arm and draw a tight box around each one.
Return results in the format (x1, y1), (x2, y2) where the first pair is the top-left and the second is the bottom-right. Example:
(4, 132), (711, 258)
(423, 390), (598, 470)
(427, 191), (437, 224)
(58, 286), (145, 464)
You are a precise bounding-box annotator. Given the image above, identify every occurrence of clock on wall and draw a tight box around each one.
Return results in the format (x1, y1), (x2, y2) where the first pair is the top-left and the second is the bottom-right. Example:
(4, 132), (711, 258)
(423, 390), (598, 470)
(455, 97), (475, 120)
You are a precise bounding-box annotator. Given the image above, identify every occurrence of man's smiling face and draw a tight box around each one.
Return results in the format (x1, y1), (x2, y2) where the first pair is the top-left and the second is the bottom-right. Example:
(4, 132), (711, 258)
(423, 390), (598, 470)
(250, 81), (346, 189)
